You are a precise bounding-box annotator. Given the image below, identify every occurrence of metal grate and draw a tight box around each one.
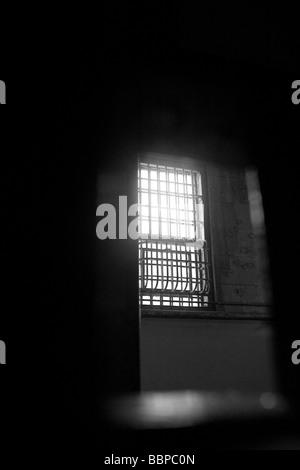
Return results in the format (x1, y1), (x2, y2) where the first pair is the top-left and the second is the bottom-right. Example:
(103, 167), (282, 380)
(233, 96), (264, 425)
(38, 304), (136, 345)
(138, 162), (205, 241)
(139, 240), (211, 308)
(138, 160), (213, 310)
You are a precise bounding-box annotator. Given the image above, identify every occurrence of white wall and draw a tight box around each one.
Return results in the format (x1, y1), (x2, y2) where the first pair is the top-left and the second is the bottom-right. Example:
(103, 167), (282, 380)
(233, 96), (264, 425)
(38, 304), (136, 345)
(140, 318), (277, 392)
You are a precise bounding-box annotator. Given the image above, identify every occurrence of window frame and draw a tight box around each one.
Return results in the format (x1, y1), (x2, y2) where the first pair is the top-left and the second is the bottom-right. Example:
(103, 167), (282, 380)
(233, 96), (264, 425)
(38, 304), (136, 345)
(138, 152), (216, 318)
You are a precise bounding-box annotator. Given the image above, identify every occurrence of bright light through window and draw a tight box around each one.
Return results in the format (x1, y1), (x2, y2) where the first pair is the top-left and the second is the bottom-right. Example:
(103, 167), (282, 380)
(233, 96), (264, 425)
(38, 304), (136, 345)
(138, 162), (205, 241)
(138, 159), (213, 310)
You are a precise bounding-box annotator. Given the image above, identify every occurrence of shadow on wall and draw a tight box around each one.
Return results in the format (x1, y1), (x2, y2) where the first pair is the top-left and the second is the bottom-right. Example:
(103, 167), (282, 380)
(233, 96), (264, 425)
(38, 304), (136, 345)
(140, 163), (275, 393)
(208, 164), (272, 316)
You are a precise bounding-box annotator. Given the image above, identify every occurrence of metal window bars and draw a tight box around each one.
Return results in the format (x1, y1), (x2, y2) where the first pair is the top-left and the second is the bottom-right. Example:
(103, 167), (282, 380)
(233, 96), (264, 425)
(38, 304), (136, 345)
(138, 161), (212, 309)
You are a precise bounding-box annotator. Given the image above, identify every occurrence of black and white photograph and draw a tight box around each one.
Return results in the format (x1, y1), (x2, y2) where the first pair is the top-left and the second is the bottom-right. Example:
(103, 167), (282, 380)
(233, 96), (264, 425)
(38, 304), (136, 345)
(1, 3), (300, 455)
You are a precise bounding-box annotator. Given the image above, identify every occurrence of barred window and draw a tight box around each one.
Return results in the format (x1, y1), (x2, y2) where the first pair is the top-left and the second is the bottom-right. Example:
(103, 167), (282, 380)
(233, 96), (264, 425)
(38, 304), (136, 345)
(138, 156), (214, 311)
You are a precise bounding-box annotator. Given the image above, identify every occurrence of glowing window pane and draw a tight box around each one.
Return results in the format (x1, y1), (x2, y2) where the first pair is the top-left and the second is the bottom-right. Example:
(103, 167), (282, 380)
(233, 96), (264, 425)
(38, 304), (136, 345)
(179, 210), (185, 221)
(152, 221), (159, 235)
(141, 206), (149, 217)
(141, 220), (149, 234)
(168, 172), (175, 182)
(161, 208), (168, 219)
(139, 160), (211, 310)
(162, 223), (168, 237)
(170, 209), (176, 220)
(161, 195), (167, 207)
(187, 199), (193, 211)
(151, 207), (158, 218)
(141, 193), (148, 205)
(180, 225), (186, 238)
(151, 194), (158, 206)
(170, 196), (176, 208)
(150, 169), (157, 179)
(151, 180), (157, 190)
(171, 223), (177, 237)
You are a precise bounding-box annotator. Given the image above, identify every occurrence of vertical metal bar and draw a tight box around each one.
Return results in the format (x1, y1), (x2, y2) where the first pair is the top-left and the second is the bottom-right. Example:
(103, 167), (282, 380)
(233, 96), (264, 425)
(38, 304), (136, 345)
(140, 244), (144, 289)
(206, 167), (217, 306)
(148, 163), (152, 240)
(157, 164), (161, 240)
(179, 245), (183, 293)
(153, 241), (159, 290)
(183, 169), (188, 239)
(192, 171), (199, 241)
(182, 251), (188, 291)
(166, 166), (171, 239)
(145, 242), (148, 290)
(194, 252), (197, 293)
(173, 168), (179, 292)
(175, 168), (179, 239)
(172, 244), (179, 291)
(194, 172), (201, 295)
(166, 243), (170, 290)
(187, 251), (192, 292)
